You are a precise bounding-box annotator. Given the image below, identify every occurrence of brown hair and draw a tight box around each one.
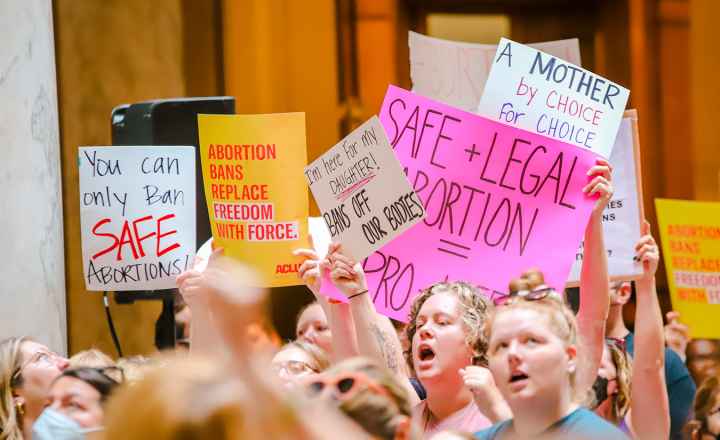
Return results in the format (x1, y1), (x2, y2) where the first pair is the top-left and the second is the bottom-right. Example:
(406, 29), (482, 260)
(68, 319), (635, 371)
(404, 282), (492, 372)
(606, 341), (632, 423)
(687, 375), (720, 438)
(104, 355), (364, 440)
(323, 357), (418, 440)
(507, 268), (546, 293)
(0, 337), (29, 440)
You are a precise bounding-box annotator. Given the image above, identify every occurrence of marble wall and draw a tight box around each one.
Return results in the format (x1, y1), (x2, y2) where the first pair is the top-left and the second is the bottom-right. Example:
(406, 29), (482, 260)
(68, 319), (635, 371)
(0, 0), (67, 354)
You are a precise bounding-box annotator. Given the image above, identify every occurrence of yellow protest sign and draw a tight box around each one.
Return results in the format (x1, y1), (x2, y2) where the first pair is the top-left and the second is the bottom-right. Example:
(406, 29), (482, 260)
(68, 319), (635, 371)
(198, 113), (309, 287)
(656, 198), (720, 338)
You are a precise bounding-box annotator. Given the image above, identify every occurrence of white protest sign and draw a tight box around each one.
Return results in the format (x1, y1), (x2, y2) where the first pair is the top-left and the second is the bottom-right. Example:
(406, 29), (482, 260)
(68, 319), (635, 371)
(409, 31), (581, 113)
(79, 146), (196, 291)
(304, 116), (425, 261)
(477, 38), (629, 158)
(567, 110), (644, 284)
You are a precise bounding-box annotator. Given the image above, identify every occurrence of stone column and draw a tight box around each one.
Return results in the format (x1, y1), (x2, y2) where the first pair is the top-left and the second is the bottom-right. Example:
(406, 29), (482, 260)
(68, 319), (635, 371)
(0, 0), (67, 353)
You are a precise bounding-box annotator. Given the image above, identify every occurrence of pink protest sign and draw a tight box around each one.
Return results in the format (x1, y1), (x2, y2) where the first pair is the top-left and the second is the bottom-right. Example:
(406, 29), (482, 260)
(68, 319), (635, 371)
(322, 86), (600, 320)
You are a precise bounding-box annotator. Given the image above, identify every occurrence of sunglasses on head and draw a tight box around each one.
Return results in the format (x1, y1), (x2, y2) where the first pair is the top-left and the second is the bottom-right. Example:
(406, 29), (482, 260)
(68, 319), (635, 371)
(493, 286), (560, 306)
(306, 372), (391, 401)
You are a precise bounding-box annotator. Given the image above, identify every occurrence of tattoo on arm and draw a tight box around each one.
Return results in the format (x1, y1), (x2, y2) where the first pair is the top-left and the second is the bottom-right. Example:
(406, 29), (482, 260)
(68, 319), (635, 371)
(370, 323), (399, 373)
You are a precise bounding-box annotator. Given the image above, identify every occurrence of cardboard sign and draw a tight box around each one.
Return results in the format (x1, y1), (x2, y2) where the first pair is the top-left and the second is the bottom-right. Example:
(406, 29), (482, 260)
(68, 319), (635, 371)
(197, 113), (310, 287)
(410, 31), (581, 112)
(656, 199), (720, 339)
(567, 110), (644, 284)
(305, 116), (425, 261)
(79, 146), (196, 291)
(477, 38), (629, 158)
(323, 86), (598, 321)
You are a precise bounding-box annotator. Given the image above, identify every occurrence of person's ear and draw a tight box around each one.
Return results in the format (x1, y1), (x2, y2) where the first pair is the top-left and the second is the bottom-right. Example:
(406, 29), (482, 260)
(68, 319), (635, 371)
(392, 415), (412, 440)
(566, 345), (578, 374)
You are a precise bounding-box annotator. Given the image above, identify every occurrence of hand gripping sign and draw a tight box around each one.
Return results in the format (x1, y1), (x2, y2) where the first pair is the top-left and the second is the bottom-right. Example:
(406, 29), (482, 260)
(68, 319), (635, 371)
(79, 146), (196, 291)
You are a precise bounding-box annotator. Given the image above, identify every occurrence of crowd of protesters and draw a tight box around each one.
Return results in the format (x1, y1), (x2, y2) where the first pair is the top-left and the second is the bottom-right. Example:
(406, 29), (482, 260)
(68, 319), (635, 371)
(2, 161), (720, 439)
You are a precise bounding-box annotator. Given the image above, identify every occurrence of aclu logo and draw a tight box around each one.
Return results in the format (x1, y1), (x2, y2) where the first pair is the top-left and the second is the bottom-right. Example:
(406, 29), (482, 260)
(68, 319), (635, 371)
(276, 263), (300, 274)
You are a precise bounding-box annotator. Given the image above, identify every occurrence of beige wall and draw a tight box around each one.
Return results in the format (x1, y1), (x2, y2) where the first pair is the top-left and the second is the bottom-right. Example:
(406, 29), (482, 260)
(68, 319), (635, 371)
(222, 0), (341, 164)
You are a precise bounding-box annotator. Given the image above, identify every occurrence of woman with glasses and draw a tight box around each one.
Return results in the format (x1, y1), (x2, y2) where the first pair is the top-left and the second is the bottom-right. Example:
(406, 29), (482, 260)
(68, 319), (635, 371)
(1, 337), (69, 440)
(474, 278), (628, 439)
(271, 340), (329, 387)
(687, 376), (720, 440)
(32, 367), (120, 439)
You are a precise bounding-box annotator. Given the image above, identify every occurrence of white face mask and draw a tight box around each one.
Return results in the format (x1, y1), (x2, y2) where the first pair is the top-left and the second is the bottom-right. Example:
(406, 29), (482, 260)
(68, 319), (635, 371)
(32, 408), (103, 440)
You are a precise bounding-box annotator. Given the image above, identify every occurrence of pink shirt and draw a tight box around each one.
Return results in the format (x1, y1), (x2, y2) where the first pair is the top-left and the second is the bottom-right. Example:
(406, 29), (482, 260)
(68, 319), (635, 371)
(413, 400), (492, 438)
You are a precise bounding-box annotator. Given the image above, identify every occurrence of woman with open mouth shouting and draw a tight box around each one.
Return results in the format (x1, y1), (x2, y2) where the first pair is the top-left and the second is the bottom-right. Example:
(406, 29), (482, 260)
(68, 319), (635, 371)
(474, 279), (628, 439)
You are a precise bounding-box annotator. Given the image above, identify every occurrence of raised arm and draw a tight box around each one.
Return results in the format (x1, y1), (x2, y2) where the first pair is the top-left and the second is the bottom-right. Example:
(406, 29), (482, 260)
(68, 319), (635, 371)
(176, 249), (226, 357)
(326, 243), (419, 405)
(198, 256), (372, 440)
(627, 222), (670, 439)
(575, 158), (613, 395)
(293, 247), (359, 362)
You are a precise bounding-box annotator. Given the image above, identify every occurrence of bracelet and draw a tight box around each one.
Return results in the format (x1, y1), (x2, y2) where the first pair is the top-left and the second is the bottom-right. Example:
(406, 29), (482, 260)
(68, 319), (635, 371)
(348, 289), (368, 300)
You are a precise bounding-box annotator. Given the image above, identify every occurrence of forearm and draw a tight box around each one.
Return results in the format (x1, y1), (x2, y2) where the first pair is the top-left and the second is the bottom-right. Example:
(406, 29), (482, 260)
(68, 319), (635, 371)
(630, 278), (669, 439)
(349, 292), (405, 375)
(322, 301), (360, 361)
(576, 214), (610, 393)
(188, 301), (225, 357)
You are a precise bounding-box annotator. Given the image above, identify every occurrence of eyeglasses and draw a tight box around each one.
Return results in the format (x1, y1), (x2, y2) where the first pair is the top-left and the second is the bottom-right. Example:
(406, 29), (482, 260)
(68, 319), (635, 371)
(272, 360), (318, 376)
(493, 286), (560, 306)
(11, 350), (62, 383)
(306, 372), (391, 401)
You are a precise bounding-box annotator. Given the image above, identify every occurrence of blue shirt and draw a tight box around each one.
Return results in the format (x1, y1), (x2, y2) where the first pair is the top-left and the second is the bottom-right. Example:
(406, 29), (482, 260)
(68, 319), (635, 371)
(474, 407), (628, 439)
(625, 332), (696, 440)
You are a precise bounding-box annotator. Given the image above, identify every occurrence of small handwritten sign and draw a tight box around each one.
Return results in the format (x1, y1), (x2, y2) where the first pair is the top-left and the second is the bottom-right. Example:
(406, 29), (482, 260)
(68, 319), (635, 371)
(305, 116), (425, 261)
(79, 146), (196, 291)
(477, 38), (629, 158)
